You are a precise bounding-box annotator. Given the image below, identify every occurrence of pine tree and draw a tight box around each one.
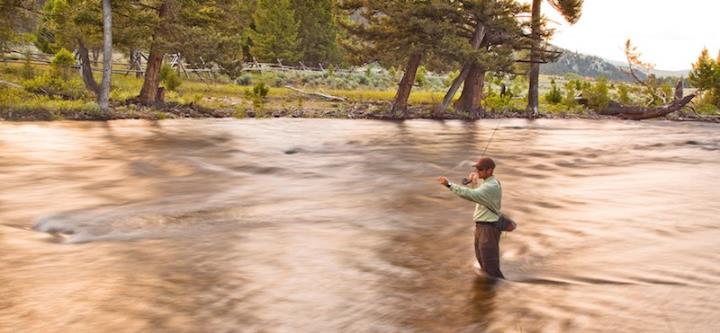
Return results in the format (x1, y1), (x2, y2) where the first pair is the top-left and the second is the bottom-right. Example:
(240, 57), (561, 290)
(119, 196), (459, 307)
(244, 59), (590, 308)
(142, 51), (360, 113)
(689, 48), (720, 107)
(292, 0), (339, 66)
(339, 0), (470, 117)
(439, 0), (530, 118)
(340, 0), (528, 118)
(127, 0), (248, 105)
(527, 0), (583, 117)
(250, 0), (302, 63)
(40, 0), (104, 97)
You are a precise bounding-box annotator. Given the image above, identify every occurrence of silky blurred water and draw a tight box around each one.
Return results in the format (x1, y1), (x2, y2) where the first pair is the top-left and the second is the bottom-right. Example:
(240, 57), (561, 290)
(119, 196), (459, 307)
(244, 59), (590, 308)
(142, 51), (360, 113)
(1, 118), (719, 332)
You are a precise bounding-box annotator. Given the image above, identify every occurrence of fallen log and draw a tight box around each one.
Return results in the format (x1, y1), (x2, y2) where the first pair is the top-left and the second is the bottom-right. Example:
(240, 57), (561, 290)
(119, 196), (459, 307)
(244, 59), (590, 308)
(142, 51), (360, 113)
(284, 85), (346, 102)
(599, 94), (696, 120)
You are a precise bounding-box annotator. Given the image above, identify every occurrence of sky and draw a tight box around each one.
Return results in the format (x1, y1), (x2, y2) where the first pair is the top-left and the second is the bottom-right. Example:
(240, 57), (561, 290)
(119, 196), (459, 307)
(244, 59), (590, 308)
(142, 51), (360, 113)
(535, 0), (719, 70)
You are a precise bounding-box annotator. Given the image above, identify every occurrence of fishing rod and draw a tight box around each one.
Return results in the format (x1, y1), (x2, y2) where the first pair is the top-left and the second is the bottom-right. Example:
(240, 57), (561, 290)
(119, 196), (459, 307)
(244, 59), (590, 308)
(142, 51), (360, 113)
(461, 118), (503, 185)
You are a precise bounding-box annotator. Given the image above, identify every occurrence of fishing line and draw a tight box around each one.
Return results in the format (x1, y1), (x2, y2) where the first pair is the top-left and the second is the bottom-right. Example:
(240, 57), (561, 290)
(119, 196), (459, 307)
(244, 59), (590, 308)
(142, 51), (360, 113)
(458, 118), (503, 184)
(439, 118), (504, 180)
(481, 118), (503, 156)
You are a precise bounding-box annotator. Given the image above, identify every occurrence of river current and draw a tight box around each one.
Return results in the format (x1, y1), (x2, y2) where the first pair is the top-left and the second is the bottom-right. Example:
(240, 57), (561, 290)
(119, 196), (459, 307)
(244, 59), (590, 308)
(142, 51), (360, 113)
(1, 118), (719, 332)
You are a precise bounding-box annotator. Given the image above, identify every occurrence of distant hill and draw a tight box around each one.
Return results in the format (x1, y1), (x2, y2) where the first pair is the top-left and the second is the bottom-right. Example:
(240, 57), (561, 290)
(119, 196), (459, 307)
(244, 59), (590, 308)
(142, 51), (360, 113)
(604, 59), (690, 78)
(540, 49), (640, 82)
(540, 48), (690, 82)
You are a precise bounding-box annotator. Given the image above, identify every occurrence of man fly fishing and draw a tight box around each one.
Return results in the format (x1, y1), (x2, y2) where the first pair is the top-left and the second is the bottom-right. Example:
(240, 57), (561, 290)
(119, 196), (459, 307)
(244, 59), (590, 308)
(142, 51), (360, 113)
(438, 157), (505, 279)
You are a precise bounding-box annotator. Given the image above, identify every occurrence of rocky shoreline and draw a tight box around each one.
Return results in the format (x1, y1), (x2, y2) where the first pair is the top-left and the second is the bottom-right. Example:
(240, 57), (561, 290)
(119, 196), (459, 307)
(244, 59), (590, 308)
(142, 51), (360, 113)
(1, 101), (718, 122)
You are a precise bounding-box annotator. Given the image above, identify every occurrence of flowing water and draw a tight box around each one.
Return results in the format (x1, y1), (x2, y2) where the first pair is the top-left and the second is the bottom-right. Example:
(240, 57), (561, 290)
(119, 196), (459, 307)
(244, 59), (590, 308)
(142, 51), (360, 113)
(1, 118), (719, 332)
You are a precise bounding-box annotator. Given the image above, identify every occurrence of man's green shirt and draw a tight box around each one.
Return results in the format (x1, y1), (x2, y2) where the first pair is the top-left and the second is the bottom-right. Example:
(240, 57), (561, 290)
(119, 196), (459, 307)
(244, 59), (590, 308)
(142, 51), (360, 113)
(448, 175), (502, 222)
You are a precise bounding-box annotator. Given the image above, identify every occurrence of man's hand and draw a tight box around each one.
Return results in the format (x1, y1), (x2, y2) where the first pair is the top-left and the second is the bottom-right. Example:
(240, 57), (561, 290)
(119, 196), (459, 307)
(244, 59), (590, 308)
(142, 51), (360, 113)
(437, 176), (449, 186)
(467, 171), (480, 186)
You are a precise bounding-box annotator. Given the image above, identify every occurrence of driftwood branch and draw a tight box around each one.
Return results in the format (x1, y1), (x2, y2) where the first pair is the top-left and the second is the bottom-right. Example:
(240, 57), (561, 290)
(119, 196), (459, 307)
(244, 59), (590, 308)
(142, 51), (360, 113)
(284, 85), (346, 102)
(599, 94), (696, 120)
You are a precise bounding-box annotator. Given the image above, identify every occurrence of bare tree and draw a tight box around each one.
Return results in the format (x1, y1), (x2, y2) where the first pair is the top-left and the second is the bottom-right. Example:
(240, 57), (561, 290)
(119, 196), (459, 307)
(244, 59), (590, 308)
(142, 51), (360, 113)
(100, 0), (112, 111)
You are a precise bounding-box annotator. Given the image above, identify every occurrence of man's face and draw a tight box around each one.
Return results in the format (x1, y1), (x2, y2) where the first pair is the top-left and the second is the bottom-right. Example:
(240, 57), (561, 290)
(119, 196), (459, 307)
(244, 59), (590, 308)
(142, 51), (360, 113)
(476, 167), (493, 179)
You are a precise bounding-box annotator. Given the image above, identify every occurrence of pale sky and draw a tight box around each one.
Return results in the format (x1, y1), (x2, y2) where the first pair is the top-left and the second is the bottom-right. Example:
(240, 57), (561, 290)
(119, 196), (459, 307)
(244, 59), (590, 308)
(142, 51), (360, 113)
(535, 0), (719, 70)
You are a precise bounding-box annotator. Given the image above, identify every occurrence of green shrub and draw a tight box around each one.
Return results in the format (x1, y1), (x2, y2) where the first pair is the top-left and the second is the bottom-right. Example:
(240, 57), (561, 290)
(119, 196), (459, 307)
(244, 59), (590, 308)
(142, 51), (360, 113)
(415, 65), (427, 87)
(237, 73), (252, 85)
(660, 82), (674, 103)
(482, 92), (513, 111)
(544, 79), (562, 104)
(256, 72), (277, 86)
(563, 80), (577, 108)
(695, 102), (719, 115)
(252, 82), (269, 98)
(51, 48), (75, 81)
(364, 66), (373, 78)
(0, 86), (22, 104)
(584, 77), (610, 110)
(616, 83), (632, 104)
(22, 74), (86, 99)
(160, 64), (182, 91)
(245, 82), (269, 110)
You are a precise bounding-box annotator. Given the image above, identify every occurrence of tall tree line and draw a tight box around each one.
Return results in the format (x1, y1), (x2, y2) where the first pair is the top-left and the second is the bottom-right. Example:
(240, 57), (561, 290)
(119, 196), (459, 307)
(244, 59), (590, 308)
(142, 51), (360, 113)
(340, 0), (534, 119)
(2, 0), (585, 116)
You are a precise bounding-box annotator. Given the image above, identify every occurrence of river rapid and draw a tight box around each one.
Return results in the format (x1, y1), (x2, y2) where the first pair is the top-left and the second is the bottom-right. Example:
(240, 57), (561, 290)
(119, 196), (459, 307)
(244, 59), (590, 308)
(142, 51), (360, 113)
(1, 118), (719, 332)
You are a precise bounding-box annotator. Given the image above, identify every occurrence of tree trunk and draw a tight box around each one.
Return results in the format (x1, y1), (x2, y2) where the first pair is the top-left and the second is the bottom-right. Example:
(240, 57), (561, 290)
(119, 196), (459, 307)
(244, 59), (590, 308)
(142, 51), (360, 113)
(138, 48), (164, 105)
(391, 52), (422, 118)
(434, 23), (487, 117)
(600, 94), (696, 120)
(674, 79), (683, 101)
(138, 1), (169, 106)
(77, 39), (100, 96)
(453, 64), (486, 119)
(526, 0), (542, 118)
(99, 0), (112, 111)
(92, 48), (100, 63)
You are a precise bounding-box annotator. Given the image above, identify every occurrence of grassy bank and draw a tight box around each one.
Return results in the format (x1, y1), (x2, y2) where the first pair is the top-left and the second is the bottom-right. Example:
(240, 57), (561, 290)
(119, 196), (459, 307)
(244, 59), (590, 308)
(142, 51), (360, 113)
(1, 61), (717, 121)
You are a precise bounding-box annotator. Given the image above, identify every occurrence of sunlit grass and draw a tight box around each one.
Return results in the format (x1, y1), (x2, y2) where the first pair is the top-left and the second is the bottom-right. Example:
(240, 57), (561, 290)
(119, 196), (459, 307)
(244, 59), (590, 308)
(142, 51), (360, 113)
(4, 62), (717, 118)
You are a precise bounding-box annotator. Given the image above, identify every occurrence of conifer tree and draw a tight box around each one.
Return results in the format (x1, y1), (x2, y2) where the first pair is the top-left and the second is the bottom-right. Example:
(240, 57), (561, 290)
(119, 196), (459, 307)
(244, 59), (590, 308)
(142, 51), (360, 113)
(435, 0), (530, 118)
(292, 0), (339, 66)
(689, 48), (720, 107)
(527, 0), (583, 117)
(339, 0), (468, 117)
(250, 0), (302, 63)
(128, 0), (247, 105)
(40, 0), (103, 97)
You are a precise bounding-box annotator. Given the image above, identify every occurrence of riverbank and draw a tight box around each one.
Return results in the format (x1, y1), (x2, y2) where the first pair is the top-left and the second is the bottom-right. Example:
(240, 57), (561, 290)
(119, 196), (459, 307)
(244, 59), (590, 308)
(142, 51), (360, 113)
(2, 99), (719, 122)
(2, 63), (718, 122)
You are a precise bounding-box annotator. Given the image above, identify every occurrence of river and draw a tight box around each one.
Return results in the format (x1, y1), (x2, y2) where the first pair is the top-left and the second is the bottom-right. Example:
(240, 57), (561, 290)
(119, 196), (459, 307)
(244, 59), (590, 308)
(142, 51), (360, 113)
(1, 118), (719, 332)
